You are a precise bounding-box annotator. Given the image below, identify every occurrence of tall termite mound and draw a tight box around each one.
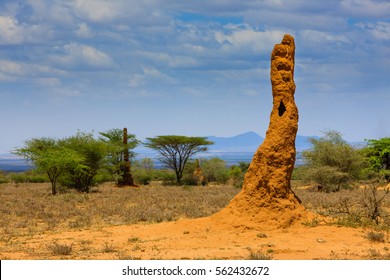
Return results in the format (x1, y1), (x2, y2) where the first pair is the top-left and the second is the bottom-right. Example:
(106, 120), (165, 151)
(213, 34), (307, 229)
(118, 127), (138, 187)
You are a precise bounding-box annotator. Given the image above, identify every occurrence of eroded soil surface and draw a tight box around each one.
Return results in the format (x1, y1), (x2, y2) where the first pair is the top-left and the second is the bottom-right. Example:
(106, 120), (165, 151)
(1, 215), (389, 260)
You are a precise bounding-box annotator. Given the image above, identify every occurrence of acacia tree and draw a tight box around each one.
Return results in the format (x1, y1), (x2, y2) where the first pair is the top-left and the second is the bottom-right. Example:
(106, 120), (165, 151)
(99, 128), (139, 186)
(14, 138), (85, 195)
(144, 135), (213, 184)
(58, 132), (107, 193)
(301, 130), (364, 191)
(364, 137), (390, 182)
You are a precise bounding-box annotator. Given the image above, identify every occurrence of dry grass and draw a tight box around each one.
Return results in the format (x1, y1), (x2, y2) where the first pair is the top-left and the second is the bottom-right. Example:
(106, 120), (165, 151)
(1, 181), (390, 244)
(0, 182), (240, 240)
(294, 186), (390, 229)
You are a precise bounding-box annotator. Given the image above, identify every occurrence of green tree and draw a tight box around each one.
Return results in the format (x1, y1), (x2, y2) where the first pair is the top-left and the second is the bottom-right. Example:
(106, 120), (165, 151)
(229, 162), (249, 188)
(59, 132), (107, 193)
(14, 138), (85, 195)
(99, 128), (139, 186)
(302, 130), (364, 191)
(202, 158), (229, 184)
(144, 135), (213, 184)
(364, 137), (390, 182)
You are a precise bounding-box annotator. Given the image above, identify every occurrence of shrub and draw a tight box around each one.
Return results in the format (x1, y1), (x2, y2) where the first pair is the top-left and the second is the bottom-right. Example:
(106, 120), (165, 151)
(246, 249), (272, 260)
(302, 165), (350, 192)
(50, 241), (73, 256)
(202, 158), (229, 184)
(301, 130), (365, 191)
(366, 231), (385, 243)
(8, 171), (48, 183)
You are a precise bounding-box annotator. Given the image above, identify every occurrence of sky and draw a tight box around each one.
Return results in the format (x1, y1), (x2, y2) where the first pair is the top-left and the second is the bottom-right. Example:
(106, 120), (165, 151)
(0, 0), (389, 154)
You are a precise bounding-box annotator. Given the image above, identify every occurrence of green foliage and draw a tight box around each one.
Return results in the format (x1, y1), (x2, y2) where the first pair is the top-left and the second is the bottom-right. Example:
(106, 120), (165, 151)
(132, 158), (177, 186)
(229, 162), (249, 188)
(58, 132), (107, 193)
(180, 158), (230, 185)
(202, 158), (229, 184)
(99, 128), (139, 185)
(144, 135), (213, 184)
(363, 137), (390, 182)
(181, 160), (198, 185)
(301, 166), (349, 192)
(132, 158), (155, 185)
(301, 130), (365, 192)
(8, 171), (48, 184)
(14, 131), (117, 194)
(14, 137), (86, 194)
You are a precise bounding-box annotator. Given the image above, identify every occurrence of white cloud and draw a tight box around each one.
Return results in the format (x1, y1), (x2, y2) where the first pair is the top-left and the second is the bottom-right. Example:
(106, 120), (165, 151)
(341, 0), (390, 17)
(0, 59), (65, 79)
(50, 43), (114, 69)
(357, 21), (390, 40)
(27, 0), (75, 25)
(0, 15), (52, 44)
(135, 51), (199, 68)
(0, 16), (25, 44)
(371, 21), (390, 40)
(35, 77), (62, 87)
(300, 30), (352, 45)
(75, 22), (92, 38)
(129, 67), (177, 88)
(214, 25), (285, 54)
(71, 0), (168, 25)
(0, 60), (24, 76)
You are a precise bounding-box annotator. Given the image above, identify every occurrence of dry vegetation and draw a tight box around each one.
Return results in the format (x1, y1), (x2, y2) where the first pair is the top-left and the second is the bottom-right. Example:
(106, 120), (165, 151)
(1, 182), (390, 238)
(1, 181), (390, 259)
(0, 182), (240, 239)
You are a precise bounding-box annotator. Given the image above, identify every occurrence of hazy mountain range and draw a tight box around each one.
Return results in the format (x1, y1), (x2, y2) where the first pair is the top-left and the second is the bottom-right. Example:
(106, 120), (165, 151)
(133, 131), (318, 156)
(0, 132), (365, 171)
(206, 131), (318, 153)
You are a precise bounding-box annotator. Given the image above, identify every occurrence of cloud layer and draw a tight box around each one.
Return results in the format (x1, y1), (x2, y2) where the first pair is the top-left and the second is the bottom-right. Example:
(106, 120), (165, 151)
(0, 0), (389, 152)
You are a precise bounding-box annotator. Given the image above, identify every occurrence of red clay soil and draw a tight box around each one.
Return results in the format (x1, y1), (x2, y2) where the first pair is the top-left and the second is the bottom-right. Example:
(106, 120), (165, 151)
(1, 213), (388, 260)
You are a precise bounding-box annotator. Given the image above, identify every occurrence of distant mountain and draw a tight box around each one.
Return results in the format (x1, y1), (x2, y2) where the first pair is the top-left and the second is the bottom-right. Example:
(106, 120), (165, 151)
(133, 132), (318, 156)
(206, 131), (317, 153)
(207, 131), (264, 153)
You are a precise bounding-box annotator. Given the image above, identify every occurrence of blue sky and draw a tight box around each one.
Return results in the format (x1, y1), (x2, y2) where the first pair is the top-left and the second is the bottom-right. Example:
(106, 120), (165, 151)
(0, 0), (389, 154)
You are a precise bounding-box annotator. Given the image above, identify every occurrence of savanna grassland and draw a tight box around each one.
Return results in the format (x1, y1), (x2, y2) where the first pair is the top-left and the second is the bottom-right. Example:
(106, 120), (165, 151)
(1, 181), (390, 260)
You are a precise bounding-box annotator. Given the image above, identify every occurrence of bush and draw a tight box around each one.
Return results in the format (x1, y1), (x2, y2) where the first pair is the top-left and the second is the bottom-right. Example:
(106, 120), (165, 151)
(156, 170), (176, 186)
(301, 130), (365, 191)
(50, 241), (73, 256)
(8, 171), (48, 184)
(366, 231), (385, 243)
(133, 169), (153, 185)
(202, 158), (229, 184)
(302, 166), (350, 192)
(229, 162), (249, 188)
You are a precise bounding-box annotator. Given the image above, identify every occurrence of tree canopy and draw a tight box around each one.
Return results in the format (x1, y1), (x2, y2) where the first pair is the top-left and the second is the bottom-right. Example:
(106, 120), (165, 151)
(301, 130), (364, 191)
(99, 128), (139, 186)
(15, 137), (86, 195)
(364, 137), (390, 181)
(144, 135), (213, 184)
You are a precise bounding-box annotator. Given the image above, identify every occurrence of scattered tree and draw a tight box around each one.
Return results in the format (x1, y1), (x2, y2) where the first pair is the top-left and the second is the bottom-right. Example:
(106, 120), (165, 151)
(364, 137), (390, 182)
(202, 158), (229, 184)
(144, 135), (213, 184)
(99, 128), (139, 186)
(229, 162), (249, 188)
(302, 130), (364, 191)
(58, 132), (107, 193)
(360, 180), (390, 225)
(14, 138), (85, 195)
